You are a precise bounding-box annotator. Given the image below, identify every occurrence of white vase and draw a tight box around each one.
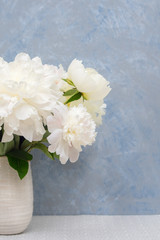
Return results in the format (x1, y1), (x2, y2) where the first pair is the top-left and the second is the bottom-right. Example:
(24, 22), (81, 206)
(0, 156), (33, 235)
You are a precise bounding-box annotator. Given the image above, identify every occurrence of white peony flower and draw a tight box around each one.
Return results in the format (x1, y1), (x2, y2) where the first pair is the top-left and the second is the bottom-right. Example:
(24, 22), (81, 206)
(47, 104), (96, 164)
(66, 98), (106, 125)
(43, 63), (66, 90)
(67, 59), (111, 101)
(0, 53), (63, 142)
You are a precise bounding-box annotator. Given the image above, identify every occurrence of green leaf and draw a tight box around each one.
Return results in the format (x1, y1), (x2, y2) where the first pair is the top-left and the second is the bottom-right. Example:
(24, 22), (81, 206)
(7, 149), (33, 161)
(0, 141), (15, 156)
(21, 140), (32, 150)
(53, 152), (59, 160)
(41, 131), (50, 142)
(0, 143), (4, 156)
(48, 152), (59, 160)
(32, 143), (54, 160)
(14, 135), (20, 149)
(62, 79), (75, 87)
(0, 130), (2, 141)
(7, 156), (29, 180)
(63, 88), (78, 96)
(6, 149), (32, 179)
(65, 92), (82, 104)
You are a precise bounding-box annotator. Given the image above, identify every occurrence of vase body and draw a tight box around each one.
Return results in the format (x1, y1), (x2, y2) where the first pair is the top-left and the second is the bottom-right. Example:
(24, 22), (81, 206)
(0, 156), (33, 235)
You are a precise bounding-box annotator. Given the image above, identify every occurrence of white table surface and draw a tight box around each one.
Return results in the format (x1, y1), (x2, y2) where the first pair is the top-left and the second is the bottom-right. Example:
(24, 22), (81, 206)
(0, 215), (160, 240)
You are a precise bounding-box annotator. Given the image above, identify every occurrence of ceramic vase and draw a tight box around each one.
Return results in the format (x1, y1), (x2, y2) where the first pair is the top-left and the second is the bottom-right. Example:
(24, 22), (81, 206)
(0, 156), (33, 235)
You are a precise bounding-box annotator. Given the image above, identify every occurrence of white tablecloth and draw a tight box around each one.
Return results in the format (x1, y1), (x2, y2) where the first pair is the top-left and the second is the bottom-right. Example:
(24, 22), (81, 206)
(0, 215), (159, 240)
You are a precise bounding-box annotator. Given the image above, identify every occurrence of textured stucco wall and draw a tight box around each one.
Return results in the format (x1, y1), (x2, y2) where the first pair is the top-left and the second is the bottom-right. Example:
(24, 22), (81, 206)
(0, 0), (160, 215)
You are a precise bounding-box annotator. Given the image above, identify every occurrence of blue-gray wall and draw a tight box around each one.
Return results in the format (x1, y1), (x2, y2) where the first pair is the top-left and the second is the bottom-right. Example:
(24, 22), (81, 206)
(0, 0), (160, 215)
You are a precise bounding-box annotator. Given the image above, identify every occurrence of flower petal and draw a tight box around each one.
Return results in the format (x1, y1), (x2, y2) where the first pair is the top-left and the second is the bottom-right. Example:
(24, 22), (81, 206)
(69, 147), (79, 163)
(47, 129), (62, 153)
(2, 132), (13, 143)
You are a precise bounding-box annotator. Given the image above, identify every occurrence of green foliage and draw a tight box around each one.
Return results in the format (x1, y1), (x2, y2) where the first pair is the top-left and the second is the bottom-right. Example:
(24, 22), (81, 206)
(62, 78), (75, 87)
(63, 88), (78, 96)
(0, 141), (15, 156)
(52, 152), (59, 160)
(41, 131), (50, 142)
(0, 130), (59, 180)
(65, 92), (82, 104)
(20, 139), (31, 150)
(6, 150), (32, 179)
(0, 129), (3, 141)
(7, 149), (32, 161)
(31, 143), (54, 160)
(14, 135), (20, 149)
(63, 78), (86, 104)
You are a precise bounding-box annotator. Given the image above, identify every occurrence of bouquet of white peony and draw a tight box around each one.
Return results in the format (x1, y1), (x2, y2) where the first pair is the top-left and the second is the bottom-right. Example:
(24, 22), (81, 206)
(0, 53), (111, 179)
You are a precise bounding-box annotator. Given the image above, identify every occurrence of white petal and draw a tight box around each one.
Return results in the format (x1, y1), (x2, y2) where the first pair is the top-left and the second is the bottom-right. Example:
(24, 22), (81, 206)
(69, 147), (79, 163)
(15, 103), (36, 120)
(47, 129), (62, 153)
(59, 155), (68, 164)
(48, 144), (57, 153)
(19, 122), (34, 142)
(18, 118), (45, 142)
(56, 140), (69, 164)
(68, 59), (89, 92)
(2, 132), (13, 143)
(47, 115), (61, 132)
(67, 59), (111, 101)
(47, 129), (62, 144)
